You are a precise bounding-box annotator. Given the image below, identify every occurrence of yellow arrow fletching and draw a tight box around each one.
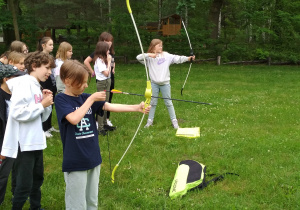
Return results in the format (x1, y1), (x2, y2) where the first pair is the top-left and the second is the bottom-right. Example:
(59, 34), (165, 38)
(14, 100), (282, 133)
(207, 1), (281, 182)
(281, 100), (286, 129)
(111, 164), (119, 183)
(126, 0), (132, 14)
(111, 89), (123, 93)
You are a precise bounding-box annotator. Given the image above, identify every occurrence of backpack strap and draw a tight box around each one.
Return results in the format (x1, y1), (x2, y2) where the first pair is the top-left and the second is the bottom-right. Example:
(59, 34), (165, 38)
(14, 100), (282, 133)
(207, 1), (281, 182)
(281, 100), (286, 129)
(198, 173), (239, 189)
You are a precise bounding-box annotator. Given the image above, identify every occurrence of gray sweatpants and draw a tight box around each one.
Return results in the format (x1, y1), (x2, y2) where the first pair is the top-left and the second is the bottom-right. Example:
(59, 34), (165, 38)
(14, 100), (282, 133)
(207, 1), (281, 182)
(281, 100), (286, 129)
(64, 164), (101, 210)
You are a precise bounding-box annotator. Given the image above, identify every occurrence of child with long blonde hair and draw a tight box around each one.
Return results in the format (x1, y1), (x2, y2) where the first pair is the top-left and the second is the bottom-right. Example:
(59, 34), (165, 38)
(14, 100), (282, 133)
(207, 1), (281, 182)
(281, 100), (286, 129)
(136, 38), (195, 129)
(53, 41), (73, 93)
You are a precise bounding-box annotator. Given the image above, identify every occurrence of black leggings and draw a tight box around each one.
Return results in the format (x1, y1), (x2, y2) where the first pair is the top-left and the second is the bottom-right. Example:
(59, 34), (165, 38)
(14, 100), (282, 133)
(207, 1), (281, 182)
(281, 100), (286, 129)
(107, 72), (114, 119)
(40, 77), (57, 131)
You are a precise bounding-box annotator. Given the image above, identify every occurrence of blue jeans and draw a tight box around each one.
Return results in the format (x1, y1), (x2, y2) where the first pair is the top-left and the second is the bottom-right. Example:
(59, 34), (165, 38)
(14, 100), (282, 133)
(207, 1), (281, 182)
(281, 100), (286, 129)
(148, 82), (176, 121)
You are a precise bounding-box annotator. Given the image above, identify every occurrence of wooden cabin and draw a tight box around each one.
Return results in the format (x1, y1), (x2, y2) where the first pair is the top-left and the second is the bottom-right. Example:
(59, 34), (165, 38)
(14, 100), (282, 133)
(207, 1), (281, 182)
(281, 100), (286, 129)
(142, 14), (182, 36)
(161, 14), (182, 36)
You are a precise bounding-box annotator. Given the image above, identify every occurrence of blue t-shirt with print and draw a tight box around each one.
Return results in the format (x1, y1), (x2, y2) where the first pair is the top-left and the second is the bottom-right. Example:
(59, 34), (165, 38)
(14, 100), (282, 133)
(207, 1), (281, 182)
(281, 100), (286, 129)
(55, 93), (105, 172)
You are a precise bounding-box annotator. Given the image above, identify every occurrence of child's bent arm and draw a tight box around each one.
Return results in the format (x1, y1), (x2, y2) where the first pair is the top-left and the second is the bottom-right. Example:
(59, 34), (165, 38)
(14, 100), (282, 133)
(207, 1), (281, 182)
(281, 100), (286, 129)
(11, 99), (45, 122)
(84, 56), (94, 75)
(65, 92), (106, 125)
(101, 67), (111, 77)
(136, 53), (150, 64)
(96, 59), (111, 77)
(65, 97), (96, 125)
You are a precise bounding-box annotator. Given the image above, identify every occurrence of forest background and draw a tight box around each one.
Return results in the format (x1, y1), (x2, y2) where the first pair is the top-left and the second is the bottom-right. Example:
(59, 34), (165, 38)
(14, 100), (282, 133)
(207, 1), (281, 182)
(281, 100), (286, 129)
(1, 0), (300, 63)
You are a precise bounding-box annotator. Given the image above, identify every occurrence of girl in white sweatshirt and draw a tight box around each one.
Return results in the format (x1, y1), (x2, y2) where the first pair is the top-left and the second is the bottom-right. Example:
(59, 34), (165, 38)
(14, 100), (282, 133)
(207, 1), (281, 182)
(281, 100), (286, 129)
(0, 51), (55, 210)
(136, 39), (195, 129)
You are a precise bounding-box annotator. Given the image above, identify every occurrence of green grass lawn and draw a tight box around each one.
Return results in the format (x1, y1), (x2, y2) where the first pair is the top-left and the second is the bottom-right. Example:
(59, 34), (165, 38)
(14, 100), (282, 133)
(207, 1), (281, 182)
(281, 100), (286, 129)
(2, 64), (299, 209)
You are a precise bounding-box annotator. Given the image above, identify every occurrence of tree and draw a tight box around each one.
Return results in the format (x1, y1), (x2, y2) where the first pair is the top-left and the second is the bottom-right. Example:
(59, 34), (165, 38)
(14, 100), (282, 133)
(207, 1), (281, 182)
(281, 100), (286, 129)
(176, 0), (196, 27)
(208, 0), (223, 39)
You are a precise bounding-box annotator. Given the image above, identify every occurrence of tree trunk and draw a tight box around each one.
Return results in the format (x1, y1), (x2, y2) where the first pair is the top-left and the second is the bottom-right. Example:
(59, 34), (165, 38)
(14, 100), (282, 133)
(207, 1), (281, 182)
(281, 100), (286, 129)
(185, 4), (188, 27)
(99, 2), (103, 19)
(157, 0), (162, 35)
(8, 0), (20, 40)
(108, 0), (112, 32)
(217, 56), (221, 65)
(52, 29), (56, 43)
(208, 0), (223, 39)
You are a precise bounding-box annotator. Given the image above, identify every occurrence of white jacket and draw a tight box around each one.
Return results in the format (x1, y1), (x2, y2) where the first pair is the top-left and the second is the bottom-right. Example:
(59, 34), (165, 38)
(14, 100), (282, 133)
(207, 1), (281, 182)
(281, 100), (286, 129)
(1, 75), (51, 158)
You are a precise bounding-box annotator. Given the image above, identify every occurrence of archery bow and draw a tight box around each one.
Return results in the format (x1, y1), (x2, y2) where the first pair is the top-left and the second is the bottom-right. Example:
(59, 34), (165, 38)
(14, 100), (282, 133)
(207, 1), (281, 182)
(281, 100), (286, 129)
(181, 19), (194, 96)
(111, 0), (152, 183)
(109, 89), (212, 105)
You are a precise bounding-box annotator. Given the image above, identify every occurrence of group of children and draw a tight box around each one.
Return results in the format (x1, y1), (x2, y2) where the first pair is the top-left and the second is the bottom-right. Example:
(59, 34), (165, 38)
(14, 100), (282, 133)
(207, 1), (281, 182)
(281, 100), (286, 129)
(0, 33), (194, 209)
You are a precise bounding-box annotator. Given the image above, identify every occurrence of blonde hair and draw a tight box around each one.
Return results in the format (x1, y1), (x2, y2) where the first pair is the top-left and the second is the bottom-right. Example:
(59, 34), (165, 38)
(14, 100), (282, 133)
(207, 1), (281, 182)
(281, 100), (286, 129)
(8, 51), (26, 64)
(60, 60), (90, 88)
(147, 39), (163, 53)
(56, 42), (72, 61)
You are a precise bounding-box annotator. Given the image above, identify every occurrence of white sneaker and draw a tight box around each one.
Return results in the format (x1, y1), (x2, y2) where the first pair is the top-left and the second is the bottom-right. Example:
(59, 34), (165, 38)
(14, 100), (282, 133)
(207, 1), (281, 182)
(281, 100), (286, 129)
(144, 119), (153, 128)
(48, 126), (59, 133)
(44, 131), (53, 138)
(172, 119), (179, 129)
(107, 119), (113, 126)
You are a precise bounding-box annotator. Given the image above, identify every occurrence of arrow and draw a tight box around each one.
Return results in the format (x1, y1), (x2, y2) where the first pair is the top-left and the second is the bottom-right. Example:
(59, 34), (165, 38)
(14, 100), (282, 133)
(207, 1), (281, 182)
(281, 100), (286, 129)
(107, 89), (212, 105)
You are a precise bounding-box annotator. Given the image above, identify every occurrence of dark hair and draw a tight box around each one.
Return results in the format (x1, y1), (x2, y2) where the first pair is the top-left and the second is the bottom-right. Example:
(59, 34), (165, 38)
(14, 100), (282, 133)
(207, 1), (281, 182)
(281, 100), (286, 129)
(60, 60), (90, 88)
(24, 51), (55, 74)
(36, 37), (53, 52)
(98, 32), (115, 55)
(0, 51), (10, 58)
(94, 41), (110, 65)
(10, 41), (26, 53)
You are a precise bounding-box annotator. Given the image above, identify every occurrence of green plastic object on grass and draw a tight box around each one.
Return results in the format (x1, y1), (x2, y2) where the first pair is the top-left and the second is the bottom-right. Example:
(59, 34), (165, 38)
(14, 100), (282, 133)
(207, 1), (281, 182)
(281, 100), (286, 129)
(169, 160), (239, 199)
(169, 160), (206, 199)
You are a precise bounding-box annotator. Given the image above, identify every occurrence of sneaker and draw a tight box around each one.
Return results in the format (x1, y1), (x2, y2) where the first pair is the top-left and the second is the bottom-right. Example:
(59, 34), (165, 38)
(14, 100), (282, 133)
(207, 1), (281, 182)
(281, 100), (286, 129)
(98, 130), (107, 136)
(104, 125), (116, 131)
(107, 119), (113, 126)
(144, 119), (153, 128)
(44, 131), (53, 138)
(48, 126), (59, 133)
(171, 119), (179, 129)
